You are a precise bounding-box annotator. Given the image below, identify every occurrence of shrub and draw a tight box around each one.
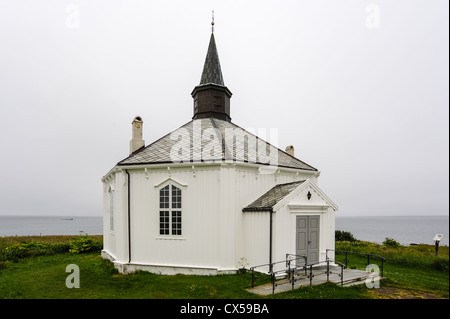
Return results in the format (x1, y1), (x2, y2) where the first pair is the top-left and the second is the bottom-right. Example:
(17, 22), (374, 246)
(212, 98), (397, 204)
(0, 235), (102, 261)
(0, 241), (70, 262)
(0, 261), (8, 270)
(335, 230), (358, 242)
(432, 258), (449, 272)
(69, 235), (102, 254)
(382, 237), (401, 248)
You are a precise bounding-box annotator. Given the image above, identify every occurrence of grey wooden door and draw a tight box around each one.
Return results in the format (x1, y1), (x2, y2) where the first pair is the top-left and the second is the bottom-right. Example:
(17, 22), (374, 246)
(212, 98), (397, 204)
(296, 216), (320, 265)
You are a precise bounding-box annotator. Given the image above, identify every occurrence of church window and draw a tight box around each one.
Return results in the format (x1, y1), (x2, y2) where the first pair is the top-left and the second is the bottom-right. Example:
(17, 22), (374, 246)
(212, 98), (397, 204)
(159, 184), (182, 235)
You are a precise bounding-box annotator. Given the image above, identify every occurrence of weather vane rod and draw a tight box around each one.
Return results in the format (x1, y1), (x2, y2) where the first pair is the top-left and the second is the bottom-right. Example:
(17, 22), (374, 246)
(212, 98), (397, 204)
(211, 10), (215, 33)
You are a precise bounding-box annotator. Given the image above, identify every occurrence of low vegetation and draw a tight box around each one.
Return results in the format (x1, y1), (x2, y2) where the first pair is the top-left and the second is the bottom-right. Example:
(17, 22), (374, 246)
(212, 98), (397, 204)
(334, 231), (449, 298)
(0, 233), (102, 263)
(0, 232), (448, 299)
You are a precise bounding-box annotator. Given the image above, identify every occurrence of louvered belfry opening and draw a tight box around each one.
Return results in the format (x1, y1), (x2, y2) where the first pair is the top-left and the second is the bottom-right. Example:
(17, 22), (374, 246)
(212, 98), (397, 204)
(192, 33), (232, 122)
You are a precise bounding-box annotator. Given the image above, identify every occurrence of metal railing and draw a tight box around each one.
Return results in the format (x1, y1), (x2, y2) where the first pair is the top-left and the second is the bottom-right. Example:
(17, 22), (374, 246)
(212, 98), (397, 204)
(249, 254), (346, 294)
(326, 249), (386, 277)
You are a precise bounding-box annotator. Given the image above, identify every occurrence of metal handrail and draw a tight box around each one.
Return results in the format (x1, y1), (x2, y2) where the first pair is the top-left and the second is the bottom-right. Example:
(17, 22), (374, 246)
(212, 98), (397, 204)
(250, 254), (346, 293)
(326, 249), (386, 277)
(249, 259), (294, 289)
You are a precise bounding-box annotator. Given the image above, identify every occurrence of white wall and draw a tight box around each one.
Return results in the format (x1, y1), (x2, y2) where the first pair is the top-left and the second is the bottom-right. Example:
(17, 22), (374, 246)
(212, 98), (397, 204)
(128, 165), (222, 270)
(101, 162), (326, 274)
(273, 184), (336, 266)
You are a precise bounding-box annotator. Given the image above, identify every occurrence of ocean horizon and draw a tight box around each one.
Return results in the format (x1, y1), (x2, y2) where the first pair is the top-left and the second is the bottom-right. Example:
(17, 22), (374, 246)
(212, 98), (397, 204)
(336, 215), (449, 246)
(0, 214), (448, 246)
(0, 215), (103, 237)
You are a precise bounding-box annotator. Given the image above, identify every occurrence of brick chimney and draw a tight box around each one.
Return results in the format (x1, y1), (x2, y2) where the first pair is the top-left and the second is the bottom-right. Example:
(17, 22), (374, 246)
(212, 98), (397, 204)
(285, 145), (295, 157)
(130, 116), (145, 154)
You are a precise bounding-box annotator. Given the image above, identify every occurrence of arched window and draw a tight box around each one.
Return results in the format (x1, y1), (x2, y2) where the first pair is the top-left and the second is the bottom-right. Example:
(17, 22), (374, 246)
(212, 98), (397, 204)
(159, 184), (182, 235)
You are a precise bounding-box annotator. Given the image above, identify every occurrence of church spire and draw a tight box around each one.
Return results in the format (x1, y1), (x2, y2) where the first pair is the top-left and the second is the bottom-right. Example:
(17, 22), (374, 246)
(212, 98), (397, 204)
(199, 33), (224, 86)
(192, 14), (232, 122)
(199, 11), (223, 86)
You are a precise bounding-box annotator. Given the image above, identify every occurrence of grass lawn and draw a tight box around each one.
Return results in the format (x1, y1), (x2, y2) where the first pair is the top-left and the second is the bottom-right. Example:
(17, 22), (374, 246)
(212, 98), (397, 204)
(0, 252), (367, 299)
(0, 236), (448, 299)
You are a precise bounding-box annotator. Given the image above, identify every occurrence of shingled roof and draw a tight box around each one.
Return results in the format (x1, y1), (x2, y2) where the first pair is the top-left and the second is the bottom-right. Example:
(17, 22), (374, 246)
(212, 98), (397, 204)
(242, 181), (306, 212)
(117, 118), (317, 171)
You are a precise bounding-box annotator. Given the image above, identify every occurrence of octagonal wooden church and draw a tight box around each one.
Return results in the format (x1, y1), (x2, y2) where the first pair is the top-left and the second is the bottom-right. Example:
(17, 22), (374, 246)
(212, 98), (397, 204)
(101, 21), (338, 275)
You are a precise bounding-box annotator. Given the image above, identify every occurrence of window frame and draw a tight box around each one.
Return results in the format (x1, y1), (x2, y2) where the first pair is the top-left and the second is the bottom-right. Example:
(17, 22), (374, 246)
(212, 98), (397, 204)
(158, 183), (183, 236)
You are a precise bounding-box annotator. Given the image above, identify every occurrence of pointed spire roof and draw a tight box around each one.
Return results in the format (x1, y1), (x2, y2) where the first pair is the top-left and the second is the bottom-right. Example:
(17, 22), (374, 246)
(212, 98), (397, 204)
(191, 15), (232, 122)
(199, 33), (224, 86)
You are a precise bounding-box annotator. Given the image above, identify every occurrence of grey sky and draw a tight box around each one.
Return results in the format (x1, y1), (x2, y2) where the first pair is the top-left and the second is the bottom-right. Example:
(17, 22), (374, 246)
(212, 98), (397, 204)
(0, 0), (448, 217)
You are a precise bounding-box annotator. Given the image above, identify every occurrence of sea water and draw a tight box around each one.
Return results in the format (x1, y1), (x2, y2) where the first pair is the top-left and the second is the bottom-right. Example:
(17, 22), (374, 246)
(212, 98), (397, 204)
(336, 215), (449, 246)
(0, 215), (103, 237)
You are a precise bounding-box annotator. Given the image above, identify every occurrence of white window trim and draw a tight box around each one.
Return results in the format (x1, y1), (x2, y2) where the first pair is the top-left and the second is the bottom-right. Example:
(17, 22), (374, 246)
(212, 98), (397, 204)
(157, 181), (185, 237)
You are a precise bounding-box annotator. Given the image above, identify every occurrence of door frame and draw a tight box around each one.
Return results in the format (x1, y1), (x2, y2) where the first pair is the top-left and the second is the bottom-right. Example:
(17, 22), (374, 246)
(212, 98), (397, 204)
(295, 215), (320, 265)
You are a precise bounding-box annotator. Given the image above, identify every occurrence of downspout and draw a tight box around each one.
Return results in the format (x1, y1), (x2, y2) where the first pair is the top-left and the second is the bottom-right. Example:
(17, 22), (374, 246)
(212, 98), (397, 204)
(126, 169), (131, 263)
(269, 208), (273, 272)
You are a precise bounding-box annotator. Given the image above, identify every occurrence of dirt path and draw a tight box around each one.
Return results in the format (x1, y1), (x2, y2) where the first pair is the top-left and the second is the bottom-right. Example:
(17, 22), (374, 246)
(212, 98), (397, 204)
(367, 286), (442, 299)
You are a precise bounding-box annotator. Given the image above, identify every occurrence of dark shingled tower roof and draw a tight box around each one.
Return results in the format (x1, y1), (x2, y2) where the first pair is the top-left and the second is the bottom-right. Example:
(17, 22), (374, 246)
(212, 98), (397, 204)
(199, 33), (224, 86)
(191, 27), (232, 122)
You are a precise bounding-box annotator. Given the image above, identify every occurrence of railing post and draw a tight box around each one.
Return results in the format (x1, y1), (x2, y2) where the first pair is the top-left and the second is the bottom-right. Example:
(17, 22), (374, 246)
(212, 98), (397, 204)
(305, 257), (308, 276)
(309, 264), (313, 286)
(251, 268), (255, 288)
(291, 269), (295, 290)
(271, 273), (275, 295)
(341, 264), (343, 286)
(326, 259), (330, 282)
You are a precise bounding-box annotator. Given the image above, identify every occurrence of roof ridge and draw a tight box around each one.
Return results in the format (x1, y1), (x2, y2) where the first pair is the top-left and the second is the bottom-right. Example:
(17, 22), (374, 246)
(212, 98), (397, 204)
(273, 180), (306, 187)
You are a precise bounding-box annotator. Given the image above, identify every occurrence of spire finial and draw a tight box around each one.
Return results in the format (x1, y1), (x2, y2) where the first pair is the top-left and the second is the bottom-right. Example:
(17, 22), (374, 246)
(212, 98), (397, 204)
(211, 10), (215, 33)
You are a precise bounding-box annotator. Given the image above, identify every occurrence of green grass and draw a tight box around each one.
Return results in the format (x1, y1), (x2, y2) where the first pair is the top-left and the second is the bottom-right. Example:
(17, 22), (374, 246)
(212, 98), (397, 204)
(0, 236), (448, 299)
(334, 241), (449, 298)
(0, 252), (369, 299)
(0, 252), (264, 299)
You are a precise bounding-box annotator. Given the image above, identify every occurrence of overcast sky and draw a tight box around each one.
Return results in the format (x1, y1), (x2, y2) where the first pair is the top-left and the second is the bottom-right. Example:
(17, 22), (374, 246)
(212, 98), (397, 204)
(0, 0), (448, 217)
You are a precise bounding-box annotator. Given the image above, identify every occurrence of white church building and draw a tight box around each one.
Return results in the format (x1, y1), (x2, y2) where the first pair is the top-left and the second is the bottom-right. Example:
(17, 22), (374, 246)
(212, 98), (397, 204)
(101, 26), (338, 275)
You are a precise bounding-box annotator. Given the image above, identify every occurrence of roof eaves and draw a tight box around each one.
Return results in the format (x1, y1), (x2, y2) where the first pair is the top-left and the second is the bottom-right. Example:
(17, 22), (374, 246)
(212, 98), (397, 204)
(242, 207), (274, 212)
